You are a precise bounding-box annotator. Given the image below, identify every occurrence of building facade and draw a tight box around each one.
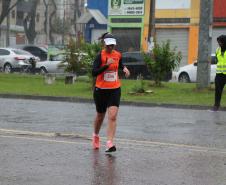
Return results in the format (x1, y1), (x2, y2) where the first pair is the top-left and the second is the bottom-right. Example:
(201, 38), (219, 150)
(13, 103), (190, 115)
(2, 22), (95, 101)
(149, 0), (226, 66)
(109, 0), (226, 66)
(0, 0), (47, 47)
(147, 0), (198, 66)
(107, 0), (145, 52)
(77, 0), (108, 43)
(0, 0), (87, 47)
(212, 0), (226, 53)
(0, 0), (24, 46)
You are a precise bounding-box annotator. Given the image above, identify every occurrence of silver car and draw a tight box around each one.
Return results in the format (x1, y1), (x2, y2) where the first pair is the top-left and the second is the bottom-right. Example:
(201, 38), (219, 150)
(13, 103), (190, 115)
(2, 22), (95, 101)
(0, 48), (39, 73)
(35, 52), (88, 74)
(36, 59), (66, 74)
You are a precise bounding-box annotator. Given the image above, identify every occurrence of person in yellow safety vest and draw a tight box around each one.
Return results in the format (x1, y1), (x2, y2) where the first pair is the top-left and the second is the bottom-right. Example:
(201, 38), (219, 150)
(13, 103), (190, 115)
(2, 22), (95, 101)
(211, 35), (226, 111)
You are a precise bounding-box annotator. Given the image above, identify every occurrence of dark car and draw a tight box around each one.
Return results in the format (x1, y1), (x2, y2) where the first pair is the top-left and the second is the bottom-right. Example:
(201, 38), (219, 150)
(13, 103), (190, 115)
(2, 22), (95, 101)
(20, 45), (48, 61)
(121, 51), (172, 81)
(121, 51), (151, 79)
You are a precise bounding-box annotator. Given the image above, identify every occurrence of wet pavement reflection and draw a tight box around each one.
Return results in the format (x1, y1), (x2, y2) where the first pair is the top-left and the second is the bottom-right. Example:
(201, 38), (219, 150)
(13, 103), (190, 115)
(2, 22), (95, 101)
(91, 151), (118, 185)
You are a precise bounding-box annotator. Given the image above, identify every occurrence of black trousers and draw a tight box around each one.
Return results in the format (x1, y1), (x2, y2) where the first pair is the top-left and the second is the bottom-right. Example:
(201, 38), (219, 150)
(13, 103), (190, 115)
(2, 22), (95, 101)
(214, 73), (226, 107)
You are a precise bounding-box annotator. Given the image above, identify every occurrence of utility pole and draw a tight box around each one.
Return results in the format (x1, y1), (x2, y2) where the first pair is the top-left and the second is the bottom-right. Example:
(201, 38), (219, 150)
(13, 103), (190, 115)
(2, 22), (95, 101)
(148, 0), (156, 51)
(196, 0), (213, 89)
(46, 0), (49, 45)
(62, 0), (65, 46)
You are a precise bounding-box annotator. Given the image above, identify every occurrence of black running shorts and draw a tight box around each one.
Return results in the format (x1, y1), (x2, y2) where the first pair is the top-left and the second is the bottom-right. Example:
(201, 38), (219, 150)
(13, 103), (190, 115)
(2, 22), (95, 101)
(93, 87), (121, 113)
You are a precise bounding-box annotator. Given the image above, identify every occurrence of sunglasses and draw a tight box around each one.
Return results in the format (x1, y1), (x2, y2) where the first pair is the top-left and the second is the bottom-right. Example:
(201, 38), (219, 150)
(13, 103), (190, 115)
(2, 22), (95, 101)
(106, 44), (115, 47)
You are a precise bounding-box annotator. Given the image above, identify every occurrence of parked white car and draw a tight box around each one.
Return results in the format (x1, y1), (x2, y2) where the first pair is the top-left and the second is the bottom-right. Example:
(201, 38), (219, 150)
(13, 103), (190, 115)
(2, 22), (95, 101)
(0, 48), (39, 73)
(36, 60), (65, 74)
(173, 55), (217, 83)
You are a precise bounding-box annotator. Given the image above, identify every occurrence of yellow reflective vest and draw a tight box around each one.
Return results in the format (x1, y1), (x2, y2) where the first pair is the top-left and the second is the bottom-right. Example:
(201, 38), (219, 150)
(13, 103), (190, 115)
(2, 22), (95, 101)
(216, 47), (226, 74)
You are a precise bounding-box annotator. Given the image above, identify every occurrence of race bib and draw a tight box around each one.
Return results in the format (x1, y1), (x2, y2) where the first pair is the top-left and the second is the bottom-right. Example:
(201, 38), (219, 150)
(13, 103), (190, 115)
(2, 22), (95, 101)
(104, 71), (117, 82)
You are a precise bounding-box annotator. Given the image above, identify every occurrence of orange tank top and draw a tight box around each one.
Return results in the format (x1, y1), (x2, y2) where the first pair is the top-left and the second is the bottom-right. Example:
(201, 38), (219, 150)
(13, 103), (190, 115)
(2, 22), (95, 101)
(95, 50), (121, 89)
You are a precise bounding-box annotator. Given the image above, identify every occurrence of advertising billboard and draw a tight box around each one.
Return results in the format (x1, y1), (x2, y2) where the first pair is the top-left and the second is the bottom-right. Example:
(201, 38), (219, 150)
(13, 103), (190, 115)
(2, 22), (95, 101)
(108, 0), (144, 16)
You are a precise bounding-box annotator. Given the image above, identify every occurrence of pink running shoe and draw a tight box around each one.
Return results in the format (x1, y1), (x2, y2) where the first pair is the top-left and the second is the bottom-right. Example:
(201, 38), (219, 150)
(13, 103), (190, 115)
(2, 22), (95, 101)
(105, 140), (116, 153)
(92, 134), (100, 149)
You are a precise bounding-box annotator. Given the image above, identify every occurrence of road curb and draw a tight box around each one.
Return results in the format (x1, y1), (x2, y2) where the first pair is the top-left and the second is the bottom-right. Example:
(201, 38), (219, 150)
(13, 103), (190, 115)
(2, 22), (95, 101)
(0, 93), (223, 111)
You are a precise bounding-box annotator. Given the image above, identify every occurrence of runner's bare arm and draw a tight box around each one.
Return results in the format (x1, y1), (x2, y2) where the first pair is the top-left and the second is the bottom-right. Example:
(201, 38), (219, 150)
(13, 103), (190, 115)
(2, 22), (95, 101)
(119, 58), (130, 78)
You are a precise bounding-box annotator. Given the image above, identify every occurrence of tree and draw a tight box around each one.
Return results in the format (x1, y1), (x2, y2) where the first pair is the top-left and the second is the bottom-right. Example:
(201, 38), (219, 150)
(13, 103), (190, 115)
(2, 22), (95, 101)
(0, 0), (21, 25)
(143, 40), (181, 86)
(51, 17), (71, 35)
(43, 0), (49, 40)
(49, 0), (57, 44)
(43, 0), (57, 44)
(73, 0), (80, 35)
(23, 0), (38, 44)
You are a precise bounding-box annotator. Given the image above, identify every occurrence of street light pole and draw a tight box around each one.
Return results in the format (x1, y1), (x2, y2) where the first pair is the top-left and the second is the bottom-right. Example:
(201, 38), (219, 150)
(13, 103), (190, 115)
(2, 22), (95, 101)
(196, 0), (213, 89)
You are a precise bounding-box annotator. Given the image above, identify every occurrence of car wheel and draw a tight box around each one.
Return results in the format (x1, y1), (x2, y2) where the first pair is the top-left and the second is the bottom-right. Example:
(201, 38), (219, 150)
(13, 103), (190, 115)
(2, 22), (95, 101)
(178, 73), (190, 83)
(4, 63), (12, 73)
(40, 67), (48, 74)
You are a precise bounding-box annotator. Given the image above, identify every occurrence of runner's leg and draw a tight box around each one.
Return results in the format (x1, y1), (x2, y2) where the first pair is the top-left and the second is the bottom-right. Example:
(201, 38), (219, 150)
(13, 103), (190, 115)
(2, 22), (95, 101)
(94, 112), (105, 135)
(107, 106), (119, 142)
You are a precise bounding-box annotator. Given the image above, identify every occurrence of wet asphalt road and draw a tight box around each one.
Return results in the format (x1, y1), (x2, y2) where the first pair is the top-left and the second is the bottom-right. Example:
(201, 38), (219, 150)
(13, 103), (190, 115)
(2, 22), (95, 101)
(1, 98), (226, 185)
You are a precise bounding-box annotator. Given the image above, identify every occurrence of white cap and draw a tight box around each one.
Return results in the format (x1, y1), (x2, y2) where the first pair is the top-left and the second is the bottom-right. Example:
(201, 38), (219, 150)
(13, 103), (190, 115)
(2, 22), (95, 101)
(104, 38), (116, 45)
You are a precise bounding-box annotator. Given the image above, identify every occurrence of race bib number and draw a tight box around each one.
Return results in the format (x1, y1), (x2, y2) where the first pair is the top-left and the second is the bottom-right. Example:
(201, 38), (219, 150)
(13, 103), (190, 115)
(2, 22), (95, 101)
(104, 71), (117, 82)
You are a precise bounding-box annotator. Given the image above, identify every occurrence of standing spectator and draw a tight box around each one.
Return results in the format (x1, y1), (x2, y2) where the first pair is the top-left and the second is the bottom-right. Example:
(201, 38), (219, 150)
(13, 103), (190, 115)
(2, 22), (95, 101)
(212, 35), (226, 111)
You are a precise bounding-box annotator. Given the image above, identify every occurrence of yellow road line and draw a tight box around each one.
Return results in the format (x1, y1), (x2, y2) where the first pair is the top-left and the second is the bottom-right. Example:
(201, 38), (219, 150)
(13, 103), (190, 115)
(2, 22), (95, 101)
(1, 128), (226, 154)
(0, 128), (88, 139)
(0, 135), (89, 145)
(0, 128), (56, 137)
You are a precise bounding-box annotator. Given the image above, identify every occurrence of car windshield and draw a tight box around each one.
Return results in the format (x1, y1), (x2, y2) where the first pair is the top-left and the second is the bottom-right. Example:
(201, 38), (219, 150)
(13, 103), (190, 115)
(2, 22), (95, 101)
(122, 52), (144, 63)
(39, 47), (48, 52)
(12, 49), (31, 55)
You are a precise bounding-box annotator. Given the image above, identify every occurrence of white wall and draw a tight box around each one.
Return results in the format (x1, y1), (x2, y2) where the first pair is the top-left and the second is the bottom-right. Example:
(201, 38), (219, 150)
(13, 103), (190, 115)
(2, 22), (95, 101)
(156, 0), (191, 9)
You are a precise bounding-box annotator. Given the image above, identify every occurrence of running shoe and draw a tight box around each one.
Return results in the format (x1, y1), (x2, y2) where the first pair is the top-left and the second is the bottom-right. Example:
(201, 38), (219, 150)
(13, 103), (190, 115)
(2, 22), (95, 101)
(105, 140), (116, 153)
(92, 134), (100, 149)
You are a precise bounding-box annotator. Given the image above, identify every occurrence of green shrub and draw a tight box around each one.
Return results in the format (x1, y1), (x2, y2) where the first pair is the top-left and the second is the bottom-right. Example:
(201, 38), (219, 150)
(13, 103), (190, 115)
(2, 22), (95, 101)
(131, 74), (146, 93)
(80, 41), (102, 78)
(79, 41), (102, 88)
(143, 40), (181, 86)
(62, 38), (86, 75)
